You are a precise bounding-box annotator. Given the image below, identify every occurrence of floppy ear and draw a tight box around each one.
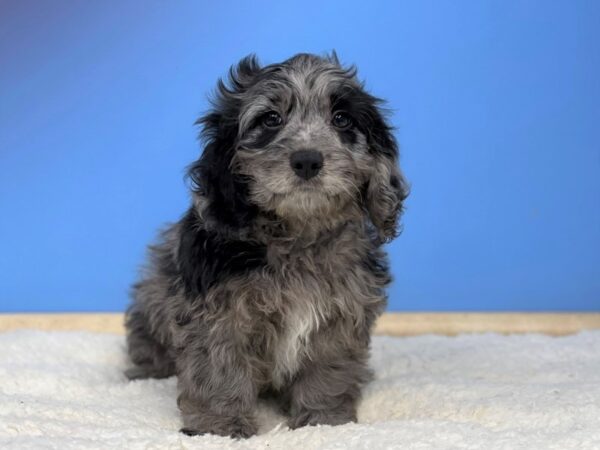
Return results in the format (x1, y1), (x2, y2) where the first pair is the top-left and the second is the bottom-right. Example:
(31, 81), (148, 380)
(366, 155), (408, 243)
(363, 106), (409, 243)
(187, 55), (262, 229)
(187, 121), (257, 229)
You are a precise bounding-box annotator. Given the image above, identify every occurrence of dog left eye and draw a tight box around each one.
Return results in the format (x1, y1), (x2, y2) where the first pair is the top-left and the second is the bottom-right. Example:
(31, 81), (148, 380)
(332, 111), (352, 129)
(262, 111), (283, 128)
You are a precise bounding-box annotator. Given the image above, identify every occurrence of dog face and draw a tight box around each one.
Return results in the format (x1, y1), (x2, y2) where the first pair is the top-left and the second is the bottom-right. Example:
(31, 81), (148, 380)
(189, 53), (408, 241)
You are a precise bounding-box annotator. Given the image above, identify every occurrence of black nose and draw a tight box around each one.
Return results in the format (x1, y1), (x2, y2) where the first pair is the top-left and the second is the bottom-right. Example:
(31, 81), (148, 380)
(290, 150), (323, 180)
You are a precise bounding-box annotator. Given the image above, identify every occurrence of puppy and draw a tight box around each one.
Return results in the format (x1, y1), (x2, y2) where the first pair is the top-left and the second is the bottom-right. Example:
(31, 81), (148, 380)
(125, 52), (408, 438)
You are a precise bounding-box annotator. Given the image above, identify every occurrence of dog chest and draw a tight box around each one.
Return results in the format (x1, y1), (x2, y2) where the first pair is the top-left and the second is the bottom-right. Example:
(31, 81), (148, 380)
(269, 296), (320, 388)
(265, 246), (368, 387)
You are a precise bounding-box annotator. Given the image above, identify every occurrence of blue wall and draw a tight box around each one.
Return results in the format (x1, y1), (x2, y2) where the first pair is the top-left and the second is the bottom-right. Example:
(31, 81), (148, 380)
(1, 1), (599, 312)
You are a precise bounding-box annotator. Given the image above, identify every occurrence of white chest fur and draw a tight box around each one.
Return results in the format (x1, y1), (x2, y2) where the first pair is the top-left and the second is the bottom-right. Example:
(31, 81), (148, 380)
(270, 293), (325, 388)
(262, 222), (373, 388)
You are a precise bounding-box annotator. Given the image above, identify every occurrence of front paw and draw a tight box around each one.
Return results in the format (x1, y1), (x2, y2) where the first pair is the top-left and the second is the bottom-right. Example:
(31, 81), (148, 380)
(124, 364), (174, 380)
(288, 407), (356, 429)
(180, 413), (257, 439)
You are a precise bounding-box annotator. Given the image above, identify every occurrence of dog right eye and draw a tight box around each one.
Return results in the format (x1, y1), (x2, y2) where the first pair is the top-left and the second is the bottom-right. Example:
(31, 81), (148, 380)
(262, 111), (283, 128)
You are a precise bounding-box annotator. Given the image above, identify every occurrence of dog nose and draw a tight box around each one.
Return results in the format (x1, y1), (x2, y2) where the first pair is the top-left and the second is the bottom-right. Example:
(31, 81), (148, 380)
(290, 150), (323, 180)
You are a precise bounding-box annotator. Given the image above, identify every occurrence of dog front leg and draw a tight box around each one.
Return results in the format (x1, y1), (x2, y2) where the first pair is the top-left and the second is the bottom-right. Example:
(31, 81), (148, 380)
(175, 333), (259, 438)
(286, 348), (372, 429)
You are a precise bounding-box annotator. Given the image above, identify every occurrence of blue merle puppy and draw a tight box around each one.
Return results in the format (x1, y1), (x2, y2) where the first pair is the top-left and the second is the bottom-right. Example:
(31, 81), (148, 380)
(124, 52), (408, 438)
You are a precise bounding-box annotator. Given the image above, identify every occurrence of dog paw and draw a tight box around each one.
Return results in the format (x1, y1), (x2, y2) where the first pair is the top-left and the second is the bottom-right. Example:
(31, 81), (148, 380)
(180, 414), (257, 439)
(288, 408), (356, 429)
(124, 366), (154, 380)
(124, 364), (174, 380)
(179, 427), (205, 437)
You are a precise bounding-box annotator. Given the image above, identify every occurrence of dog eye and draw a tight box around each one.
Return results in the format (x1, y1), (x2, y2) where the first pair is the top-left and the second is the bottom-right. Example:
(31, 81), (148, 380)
(332, 111), (352, 129)
(262, 111), (283, 128)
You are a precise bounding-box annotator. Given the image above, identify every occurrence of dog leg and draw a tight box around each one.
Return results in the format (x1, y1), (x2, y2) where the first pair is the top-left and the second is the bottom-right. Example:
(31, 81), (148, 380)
(286, 346), (372, 429)
(124, 309), (176, 380)
(175, 328), (259, 438)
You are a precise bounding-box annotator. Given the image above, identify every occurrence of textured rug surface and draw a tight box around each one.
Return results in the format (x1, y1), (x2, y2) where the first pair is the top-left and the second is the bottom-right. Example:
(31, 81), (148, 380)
(1, 330), (599, 449)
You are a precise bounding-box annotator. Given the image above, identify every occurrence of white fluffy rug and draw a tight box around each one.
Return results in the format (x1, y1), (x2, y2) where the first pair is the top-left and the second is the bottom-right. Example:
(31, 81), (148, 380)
(1, 330), (599, 449)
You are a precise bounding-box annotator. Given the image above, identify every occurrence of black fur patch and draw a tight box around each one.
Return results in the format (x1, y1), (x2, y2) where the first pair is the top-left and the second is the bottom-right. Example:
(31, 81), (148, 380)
(361, 249), (392, 287)
(187, 56), (264, 229)
(336, 127), (358, 145)
(248, 125), (282, 149)
(176, 209), (268, 298)
(188, 112), (258, 229)
(330, 87), (397, 158)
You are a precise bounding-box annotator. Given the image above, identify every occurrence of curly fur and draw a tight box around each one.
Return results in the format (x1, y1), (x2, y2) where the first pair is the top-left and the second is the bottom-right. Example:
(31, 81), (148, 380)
(124, 52), (409, 438)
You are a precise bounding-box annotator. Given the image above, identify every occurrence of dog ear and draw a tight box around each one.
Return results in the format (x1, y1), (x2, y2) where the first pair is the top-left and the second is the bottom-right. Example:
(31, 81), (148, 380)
(366, 155), (408, 243)
(187, 55), (262, 229)
(363, 105), (409, 243)
(187, 127), (257, 229)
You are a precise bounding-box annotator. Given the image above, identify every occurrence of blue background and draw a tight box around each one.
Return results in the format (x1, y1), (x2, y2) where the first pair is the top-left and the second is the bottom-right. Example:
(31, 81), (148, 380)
(1, 1), (599, 312)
